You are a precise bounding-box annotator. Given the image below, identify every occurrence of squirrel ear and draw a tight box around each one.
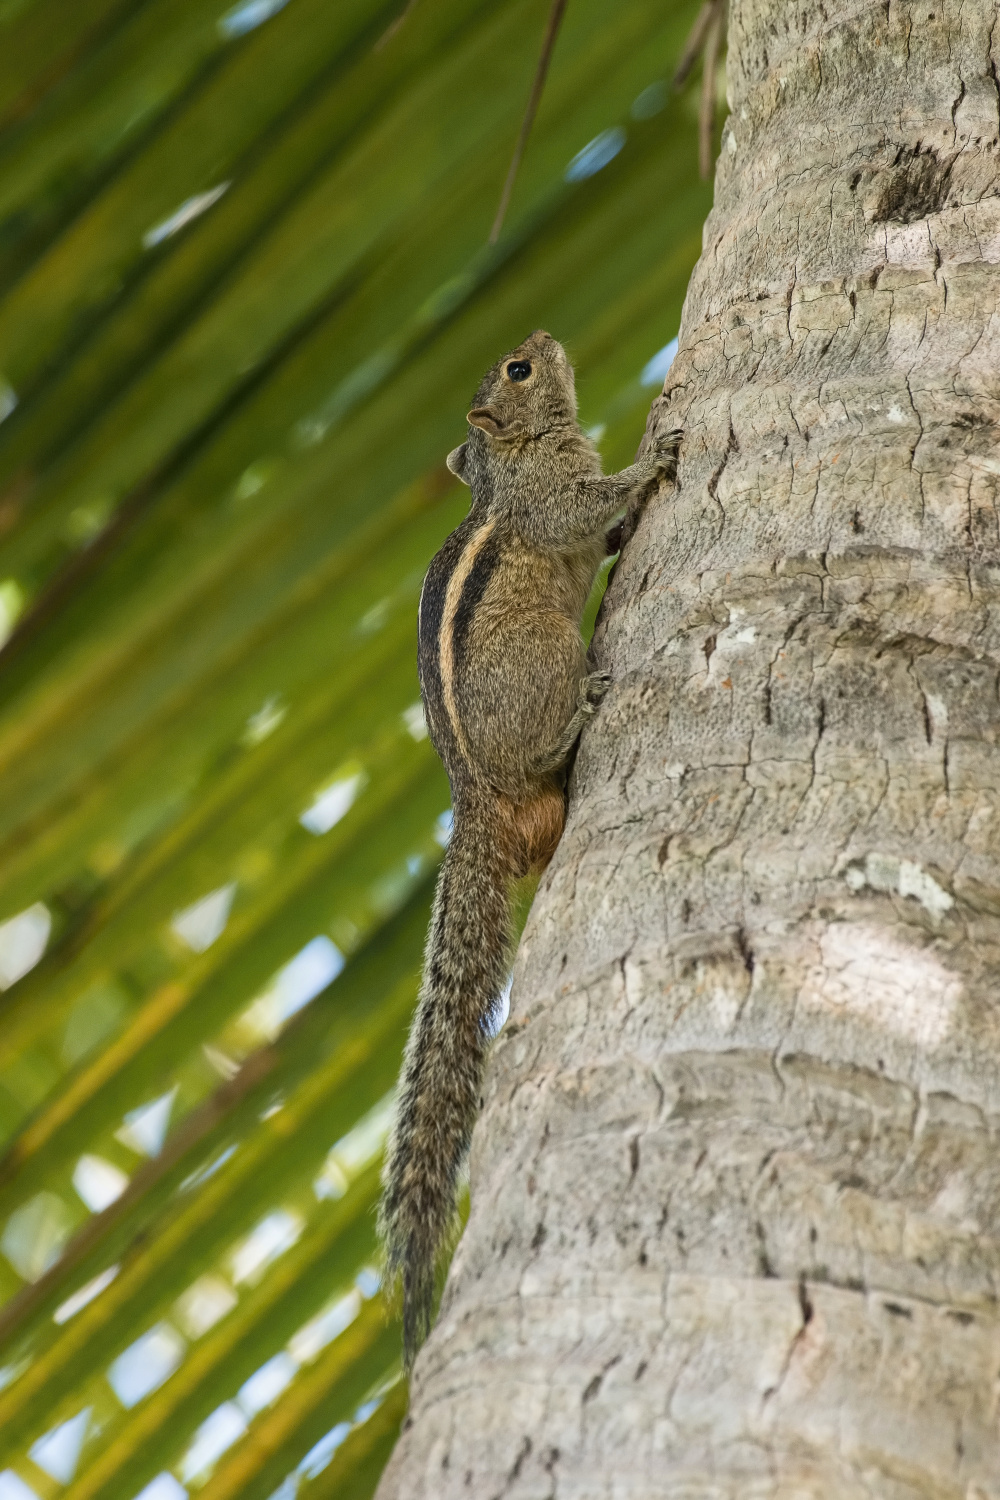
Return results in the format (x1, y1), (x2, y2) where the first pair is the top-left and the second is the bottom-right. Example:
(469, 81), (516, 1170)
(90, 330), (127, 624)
(466, 406), (505, 437)
(446, 443), (469, 483)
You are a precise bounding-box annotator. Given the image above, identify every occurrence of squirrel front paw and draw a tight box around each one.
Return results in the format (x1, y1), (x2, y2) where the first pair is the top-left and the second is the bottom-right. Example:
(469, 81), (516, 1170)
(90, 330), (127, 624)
(632, 430), (682, 490)
(649, 428), (682, 476)
(656, 427), (683, 452)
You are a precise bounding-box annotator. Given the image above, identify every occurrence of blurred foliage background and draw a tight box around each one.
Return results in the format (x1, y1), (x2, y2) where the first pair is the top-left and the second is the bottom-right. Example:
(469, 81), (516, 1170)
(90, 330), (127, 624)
(0, 1), (713, 1496)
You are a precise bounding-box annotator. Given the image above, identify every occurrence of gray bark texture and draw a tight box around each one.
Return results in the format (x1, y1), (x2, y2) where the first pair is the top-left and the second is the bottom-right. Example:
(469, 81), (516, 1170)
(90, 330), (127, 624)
(377, 2), (1000, 1495)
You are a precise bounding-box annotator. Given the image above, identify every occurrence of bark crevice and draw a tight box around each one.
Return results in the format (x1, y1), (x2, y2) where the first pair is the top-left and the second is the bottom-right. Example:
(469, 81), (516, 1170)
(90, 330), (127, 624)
(378, 2), (1000, 1495)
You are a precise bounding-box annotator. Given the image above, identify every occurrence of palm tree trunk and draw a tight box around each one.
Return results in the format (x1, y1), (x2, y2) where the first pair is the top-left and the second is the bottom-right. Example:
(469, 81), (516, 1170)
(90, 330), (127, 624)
(378, 0), (1000, 1493)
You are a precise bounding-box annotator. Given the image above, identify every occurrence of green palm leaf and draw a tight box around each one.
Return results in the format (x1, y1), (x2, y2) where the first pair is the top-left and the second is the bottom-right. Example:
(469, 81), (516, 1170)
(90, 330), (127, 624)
(0, 1), (711, 1495)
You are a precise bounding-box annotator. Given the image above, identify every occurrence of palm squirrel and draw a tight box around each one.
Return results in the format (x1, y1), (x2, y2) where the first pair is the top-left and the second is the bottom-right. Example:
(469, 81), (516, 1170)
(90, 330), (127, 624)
(378, 329), (681, 1366)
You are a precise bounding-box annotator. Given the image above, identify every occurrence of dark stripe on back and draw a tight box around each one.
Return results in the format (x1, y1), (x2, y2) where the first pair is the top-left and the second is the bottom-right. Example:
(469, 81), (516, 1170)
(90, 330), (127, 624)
(417, 517), (476, 756)
(451, 529), (501, 674)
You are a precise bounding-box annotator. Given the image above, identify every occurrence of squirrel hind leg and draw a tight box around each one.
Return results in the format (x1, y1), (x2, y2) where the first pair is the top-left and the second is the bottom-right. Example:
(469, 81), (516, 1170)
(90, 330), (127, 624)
(528, 671), (612, 781)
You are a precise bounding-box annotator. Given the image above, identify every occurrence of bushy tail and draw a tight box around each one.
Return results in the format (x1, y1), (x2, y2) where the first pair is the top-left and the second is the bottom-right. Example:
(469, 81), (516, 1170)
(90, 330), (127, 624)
(378, 792), (512, 1367)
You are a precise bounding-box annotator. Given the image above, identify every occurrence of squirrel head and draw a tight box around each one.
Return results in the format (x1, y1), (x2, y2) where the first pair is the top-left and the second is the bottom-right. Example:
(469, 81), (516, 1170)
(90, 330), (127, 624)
(465, 330), (578, 445)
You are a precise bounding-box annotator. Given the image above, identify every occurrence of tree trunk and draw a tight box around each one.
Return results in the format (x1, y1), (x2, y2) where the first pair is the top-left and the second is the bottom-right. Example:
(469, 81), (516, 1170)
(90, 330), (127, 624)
(378, 1), (1000, 1493)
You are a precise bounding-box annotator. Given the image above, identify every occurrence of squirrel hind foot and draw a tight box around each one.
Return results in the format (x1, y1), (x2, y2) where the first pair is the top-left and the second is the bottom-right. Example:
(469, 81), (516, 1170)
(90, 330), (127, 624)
(582, 669), (612, 705)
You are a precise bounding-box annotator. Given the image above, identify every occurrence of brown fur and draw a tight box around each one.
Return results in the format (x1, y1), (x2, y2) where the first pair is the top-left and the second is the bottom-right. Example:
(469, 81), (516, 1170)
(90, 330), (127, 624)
(502, 786), (565, 876)
(378, 331), (680, 1366)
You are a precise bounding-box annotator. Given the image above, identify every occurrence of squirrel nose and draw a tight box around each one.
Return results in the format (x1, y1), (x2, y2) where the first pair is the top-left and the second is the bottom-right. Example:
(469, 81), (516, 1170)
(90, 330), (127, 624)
(531, 329), (566, 364)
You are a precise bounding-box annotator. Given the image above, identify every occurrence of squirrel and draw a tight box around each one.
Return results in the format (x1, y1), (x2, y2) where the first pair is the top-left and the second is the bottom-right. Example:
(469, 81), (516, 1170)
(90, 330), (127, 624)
(377, 329), (681, 1367)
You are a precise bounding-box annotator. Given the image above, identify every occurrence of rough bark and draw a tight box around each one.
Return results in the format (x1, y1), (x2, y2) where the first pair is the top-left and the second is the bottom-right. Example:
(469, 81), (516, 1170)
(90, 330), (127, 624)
(378, 2), (1000, 1495)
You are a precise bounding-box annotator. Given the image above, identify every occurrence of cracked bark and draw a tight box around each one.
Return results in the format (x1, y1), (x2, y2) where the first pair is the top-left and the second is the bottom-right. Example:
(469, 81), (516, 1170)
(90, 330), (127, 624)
(377, 2), (1000, 1495)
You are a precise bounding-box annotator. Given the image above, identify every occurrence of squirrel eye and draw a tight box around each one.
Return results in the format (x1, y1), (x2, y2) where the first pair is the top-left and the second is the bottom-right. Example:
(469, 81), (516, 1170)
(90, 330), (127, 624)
(506, 360), (532, 381)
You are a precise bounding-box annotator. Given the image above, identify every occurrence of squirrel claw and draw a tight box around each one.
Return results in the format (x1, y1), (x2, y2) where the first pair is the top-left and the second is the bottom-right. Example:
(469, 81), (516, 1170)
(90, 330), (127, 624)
(652, 430), (682, 466)
(582, 670), (612, 708)
(649, 429), (682, 474)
